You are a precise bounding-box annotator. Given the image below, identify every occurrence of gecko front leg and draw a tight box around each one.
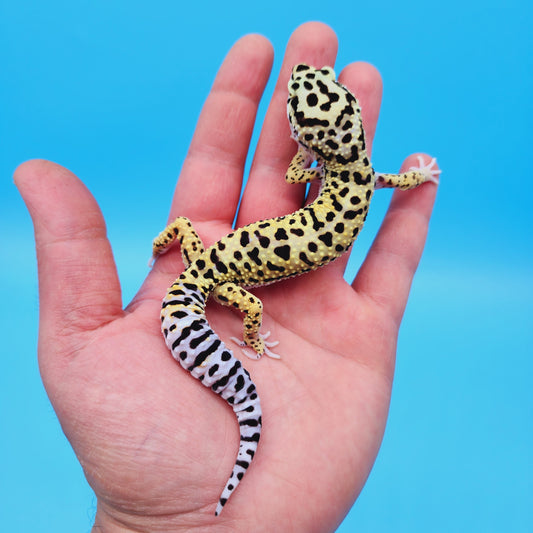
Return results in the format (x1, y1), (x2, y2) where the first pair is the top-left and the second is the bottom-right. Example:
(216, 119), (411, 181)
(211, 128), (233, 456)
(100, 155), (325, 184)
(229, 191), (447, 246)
(285, 145), (324, 184)
(375, 156), (441, 190)
(150, 216), (205, 267)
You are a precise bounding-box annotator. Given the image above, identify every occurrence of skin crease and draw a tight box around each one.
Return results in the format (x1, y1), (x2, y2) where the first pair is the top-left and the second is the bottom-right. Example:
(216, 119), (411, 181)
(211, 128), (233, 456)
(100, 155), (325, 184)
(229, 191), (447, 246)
(15, 22), (438, 533)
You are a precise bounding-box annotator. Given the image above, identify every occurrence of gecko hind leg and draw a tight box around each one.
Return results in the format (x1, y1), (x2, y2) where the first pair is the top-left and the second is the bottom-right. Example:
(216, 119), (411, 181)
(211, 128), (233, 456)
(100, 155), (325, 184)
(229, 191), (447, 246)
(149, 216), (205, 267)
(212, 282), (281, 360)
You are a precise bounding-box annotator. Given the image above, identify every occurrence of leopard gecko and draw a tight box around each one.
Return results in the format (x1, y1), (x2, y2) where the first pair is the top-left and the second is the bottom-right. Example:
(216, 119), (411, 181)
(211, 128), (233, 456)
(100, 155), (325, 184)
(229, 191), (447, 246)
(150, 63), (440, 515)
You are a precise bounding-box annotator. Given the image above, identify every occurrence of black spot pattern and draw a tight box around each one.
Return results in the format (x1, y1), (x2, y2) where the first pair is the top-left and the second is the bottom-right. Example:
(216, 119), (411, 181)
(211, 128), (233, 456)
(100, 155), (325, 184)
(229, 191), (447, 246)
(318, 232), (333, 247)
(259, 236), (270, 248)
(274, 245), (291, 261)
(247, 247), (262, 266)
(299, 252), (314, 266)
(274, 228), (289, 240)
(240, 231), (250, 247)
(307, 93), (318, 107)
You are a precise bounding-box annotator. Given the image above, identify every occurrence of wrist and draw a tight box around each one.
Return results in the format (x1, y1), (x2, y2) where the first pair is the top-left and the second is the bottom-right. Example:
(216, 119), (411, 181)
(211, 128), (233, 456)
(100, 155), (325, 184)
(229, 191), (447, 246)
(91, 502), (219, 533)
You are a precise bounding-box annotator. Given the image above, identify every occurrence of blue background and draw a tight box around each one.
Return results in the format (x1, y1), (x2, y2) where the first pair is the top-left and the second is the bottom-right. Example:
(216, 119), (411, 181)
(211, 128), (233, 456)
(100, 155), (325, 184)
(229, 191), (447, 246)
(1, 1), (531, 531)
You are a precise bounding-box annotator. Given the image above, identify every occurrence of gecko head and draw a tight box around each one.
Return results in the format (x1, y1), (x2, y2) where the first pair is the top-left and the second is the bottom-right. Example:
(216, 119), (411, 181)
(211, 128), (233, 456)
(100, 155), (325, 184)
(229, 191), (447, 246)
(287, 64), (363, 164)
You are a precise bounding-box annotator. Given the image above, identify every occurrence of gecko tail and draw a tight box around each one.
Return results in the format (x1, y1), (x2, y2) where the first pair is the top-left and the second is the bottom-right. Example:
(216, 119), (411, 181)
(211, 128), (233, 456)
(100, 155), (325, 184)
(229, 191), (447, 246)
(161, 279), (262, 516)
(215, 397), (262, 516)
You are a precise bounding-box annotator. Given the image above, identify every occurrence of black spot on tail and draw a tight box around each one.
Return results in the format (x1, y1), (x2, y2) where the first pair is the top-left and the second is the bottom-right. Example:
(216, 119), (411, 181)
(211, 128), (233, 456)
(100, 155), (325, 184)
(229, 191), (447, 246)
(216, 498), (227, 516)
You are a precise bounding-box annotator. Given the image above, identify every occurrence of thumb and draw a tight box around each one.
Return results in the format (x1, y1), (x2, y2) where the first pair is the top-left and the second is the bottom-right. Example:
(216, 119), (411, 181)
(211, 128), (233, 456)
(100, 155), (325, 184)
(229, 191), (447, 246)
(14, 160), (123, 351)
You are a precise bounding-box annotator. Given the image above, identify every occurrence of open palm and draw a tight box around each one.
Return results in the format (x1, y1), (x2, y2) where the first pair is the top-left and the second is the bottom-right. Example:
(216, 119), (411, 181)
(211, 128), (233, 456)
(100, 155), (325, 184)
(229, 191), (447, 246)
(15, 22), (438, 533)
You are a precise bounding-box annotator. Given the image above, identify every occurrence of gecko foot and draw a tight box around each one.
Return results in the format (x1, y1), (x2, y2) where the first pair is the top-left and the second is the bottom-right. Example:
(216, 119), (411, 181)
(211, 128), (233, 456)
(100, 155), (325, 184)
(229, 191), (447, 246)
(230, 331), (281, 360)
(409, 155), (441, 184)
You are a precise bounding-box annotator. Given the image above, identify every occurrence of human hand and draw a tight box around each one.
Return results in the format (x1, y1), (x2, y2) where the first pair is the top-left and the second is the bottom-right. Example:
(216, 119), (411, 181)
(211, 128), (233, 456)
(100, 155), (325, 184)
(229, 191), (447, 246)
(15, 22), (438, 532)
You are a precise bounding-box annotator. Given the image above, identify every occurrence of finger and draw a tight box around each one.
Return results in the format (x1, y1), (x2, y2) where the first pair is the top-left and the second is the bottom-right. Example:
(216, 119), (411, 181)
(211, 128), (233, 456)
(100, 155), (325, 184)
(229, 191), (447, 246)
(14, 160), (123, 342)
(235, 21), (338, 226)
(353, 154), (440, 324)
(169, 34), (274, 226)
